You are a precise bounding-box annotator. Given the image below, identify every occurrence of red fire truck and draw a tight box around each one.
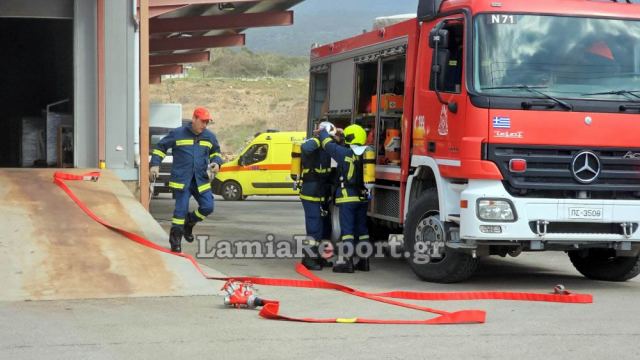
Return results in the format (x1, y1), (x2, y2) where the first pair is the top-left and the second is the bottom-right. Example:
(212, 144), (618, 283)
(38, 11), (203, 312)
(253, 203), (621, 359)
(307, 0), (640, 282)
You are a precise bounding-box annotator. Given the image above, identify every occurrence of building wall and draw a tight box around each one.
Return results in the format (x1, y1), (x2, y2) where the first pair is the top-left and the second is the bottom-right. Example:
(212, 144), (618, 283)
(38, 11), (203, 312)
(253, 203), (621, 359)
(74, 0), (98, 168)
(2, 0), (139, 180)
(76, 0), (138, 180)
(105, 0), (137, 180)
(0, 0), (73, 18)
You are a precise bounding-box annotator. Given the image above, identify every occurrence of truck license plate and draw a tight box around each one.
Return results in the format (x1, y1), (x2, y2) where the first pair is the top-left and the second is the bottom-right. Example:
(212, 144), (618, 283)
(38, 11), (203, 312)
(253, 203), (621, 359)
(568, 207), (603, 220)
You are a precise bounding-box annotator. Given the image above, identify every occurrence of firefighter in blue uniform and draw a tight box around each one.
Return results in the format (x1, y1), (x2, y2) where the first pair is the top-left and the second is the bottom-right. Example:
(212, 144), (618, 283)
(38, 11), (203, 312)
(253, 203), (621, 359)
(319, 123), (370, 273)
(149, 107), (224, 252)
(299, 122), (334, 270)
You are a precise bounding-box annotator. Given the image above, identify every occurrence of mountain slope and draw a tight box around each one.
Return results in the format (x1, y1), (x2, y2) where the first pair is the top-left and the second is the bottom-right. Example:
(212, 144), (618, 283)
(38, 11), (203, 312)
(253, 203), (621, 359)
(246, 0), (419, 55)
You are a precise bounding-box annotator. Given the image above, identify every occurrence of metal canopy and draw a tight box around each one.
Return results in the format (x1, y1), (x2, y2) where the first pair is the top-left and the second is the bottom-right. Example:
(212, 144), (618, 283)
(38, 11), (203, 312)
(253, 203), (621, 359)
(147, 0), (303, 83)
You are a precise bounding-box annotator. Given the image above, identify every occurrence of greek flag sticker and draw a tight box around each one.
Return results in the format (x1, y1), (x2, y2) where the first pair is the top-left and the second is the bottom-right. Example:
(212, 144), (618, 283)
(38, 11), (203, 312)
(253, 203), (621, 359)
(493, 116), (511, 129)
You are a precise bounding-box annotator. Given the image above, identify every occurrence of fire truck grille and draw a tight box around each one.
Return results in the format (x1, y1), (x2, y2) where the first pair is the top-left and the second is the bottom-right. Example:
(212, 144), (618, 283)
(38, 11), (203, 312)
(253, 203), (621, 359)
(372, 186), (400, 220)
(528, 221), (638, 236)
(487, 145), (640, 199)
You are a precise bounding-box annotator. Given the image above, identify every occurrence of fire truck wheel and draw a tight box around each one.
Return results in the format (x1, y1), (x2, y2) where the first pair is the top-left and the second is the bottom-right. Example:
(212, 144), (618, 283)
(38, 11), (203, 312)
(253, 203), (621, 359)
(568, 249), (640, 282)
(403, 189), (478, 283)
(221, 181), (243, 201)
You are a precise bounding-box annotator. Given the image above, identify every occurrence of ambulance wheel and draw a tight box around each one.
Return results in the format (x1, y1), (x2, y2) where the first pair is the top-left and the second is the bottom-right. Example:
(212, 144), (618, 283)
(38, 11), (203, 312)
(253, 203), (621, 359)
(221, 181), (243, 201)
(568, 249), (640, 281)
(403, 189), (478, 283)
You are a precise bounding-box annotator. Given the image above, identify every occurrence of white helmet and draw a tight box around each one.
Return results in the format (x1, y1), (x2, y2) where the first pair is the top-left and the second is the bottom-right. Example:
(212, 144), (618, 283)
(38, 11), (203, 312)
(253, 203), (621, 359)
(319, 121), (336, 136)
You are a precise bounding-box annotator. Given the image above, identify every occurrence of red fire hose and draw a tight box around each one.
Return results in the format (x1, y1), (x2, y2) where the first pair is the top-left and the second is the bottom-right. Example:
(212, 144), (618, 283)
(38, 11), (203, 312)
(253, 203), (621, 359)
(53, 171), (592, 325)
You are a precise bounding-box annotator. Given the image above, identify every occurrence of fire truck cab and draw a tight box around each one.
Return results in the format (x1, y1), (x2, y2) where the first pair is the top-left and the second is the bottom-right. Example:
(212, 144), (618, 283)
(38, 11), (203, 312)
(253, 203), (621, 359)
(308, 0), (640, 282)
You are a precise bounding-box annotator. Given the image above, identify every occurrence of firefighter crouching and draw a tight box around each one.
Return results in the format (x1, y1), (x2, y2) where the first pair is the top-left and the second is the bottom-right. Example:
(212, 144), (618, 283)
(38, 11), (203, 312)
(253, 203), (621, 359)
(149, 107), (224, 252)
(319, 123), (372, 273)
(292, 122), (335, 270)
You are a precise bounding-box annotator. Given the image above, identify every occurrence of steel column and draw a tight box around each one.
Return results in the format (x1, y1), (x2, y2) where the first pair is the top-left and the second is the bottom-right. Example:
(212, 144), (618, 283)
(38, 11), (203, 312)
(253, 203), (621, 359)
(98, 0), (106, 167)
(140, 0), (150, 207)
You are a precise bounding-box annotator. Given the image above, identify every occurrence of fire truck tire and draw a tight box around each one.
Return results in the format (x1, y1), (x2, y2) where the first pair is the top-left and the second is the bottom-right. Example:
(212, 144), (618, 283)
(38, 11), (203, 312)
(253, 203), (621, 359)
(568, 249), (640, 281)
(403, 189), (478, 283)
(221, 181), (243, 201)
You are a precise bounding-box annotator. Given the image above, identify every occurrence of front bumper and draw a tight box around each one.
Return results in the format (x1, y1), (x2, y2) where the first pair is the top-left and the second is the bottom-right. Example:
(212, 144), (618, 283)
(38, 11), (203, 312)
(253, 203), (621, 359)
(460, 180), (640, 242)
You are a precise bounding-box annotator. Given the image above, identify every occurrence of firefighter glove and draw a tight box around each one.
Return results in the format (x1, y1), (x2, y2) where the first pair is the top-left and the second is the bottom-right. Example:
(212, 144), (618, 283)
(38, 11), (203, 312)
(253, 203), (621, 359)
(207, 163), (220, 180)
(149, 166), (160, 182)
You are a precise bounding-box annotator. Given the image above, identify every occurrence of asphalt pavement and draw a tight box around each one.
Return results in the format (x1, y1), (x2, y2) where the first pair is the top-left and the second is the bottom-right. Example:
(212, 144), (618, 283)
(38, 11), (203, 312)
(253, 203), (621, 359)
(1, 194), (639, 360)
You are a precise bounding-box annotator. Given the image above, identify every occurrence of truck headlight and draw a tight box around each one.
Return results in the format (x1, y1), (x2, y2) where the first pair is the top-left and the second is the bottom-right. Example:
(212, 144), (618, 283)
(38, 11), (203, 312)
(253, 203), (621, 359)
(477, 199), (516, 222)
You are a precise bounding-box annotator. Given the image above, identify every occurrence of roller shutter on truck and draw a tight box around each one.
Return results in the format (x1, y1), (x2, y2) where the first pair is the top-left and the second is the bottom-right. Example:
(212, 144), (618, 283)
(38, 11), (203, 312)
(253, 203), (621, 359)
(328, 59), (355, 114)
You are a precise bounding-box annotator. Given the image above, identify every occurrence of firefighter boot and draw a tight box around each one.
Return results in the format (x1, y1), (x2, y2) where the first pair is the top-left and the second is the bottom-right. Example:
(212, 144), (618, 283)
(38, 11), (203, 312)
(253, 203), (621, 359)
(183, 213), (198, 243)
(354, 256), (370, 272)
(169, 226), (183, 253)
(301, 245), (322, 271)
(332, 257), (354, 273)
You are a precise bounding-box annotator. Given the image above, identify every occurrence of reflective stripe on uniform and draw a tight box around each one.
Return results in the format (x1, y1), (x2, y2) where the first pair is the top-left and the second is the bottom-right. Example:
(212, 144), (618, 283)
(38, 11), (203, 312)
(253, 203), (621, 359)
(303, 168), (329, 175)
(335, 188), (363, 203)
(176, 139), (194, 146)
(210, 152), (222, 159)
(199, 140), (213, 149)
(168, 182), (185, 190)
(312, 138), (320, 146)
(152, 149), (166, 158)
(195, 209), (206, 220)
(322, 137), (333, 147)
(335, 196), (363, 203)
(345, 156), (355, 180)
(198, 182), (211, 193)
(359, 235), (370, 241)
(300, 194), (325, 202)
(172, 217), (185, 225)
(341, 235), (355, 241)
(302, 238), (320, 246)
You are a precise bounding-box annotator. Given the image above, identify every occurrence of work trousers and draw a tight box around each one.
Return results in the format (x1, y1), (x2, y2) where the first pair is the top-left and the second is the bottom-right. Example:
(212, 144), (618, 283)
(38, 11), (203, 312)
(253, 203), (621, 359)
(171, 176), (214, 229)
(301, 199), (332, 241)
(337, 201), (369, 245)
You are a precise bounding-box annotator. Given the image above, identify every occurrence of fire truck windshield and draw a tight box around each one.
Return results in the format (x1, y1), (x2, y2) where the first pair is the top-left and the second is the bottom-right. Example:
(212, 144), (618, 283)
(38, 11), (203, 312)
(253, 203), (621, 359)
(473, 14), (640, 101)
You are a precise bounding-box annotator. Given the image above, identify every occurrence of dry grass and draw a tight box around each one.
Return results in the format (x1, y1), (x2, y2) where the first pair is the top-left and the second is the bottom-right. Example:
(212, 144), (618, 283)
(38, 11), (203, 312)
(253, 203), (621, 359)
(150, 77), (309, 155)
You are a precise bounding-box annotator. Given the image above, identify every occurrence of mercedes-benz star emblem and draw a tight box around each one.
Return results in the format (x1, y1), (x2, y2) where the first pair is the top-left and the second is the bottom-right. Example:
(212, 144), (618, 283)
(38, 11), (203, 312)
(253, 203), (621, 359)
(571, 151), (601, 184)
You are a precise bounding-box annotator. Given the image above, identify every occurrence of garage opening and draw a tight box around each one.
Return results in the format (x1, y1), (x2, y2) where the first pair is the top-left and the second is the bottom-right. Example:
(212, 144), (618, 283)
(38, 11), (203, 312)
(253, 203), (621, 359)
(0, 18), (73, 168)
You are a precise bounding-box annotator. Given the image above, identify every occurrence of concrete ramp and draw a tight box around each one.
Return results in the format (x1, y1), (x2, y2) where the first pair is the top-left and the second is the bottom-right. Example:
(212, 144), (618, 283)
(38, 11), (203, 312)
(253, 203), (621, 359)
(0, 169), (218, 301)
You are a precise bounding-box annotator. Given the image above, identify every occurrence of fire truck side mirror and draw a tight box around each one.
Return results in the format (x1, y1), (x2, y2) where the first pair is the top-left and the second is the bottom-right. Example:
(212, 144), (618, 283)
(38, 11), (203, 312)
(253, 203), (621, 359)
(429, 25), (453, 105)
(418, 0), (445, 21)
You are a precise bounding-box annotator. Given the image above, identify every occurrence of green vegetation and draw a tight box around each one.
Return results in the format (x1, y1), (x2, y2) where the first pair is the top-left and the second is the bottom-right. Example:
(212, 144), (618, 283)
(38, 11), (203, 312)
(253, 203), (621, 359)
(151, 52), (310, 155)
(189, 48), (309, 79)
(216, 117), (267, 155)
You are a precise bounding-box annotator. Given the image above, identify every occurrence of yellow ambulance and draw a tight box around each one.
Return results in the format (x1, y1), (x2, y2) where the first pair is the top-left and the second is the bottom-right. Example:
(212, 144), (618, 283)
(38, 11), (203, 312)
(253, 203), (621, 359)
(212, 130), (306, 200)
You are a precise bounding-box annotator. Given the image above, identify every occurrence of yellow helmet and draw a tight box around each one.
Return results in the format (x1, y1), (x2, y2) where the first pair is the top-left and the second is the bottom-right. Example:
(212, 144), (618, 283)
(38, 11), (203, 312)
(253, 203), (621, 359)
(343, 124), (366, 145)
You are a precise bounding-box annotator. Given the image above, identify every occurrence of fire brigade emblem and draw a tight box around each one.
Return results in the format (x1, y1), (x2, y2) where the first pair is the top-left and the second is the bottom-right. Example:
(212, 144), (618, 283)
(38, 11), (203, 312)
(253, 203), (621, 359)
(438, 104), (448, 136)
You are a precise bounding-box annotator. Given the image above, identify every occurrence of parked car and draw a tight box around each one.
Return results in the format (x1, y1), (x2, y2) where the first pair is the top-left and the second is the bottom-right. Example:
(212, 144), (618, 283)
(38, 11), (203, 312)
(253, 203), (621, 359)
(212, 130), (305, 200)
